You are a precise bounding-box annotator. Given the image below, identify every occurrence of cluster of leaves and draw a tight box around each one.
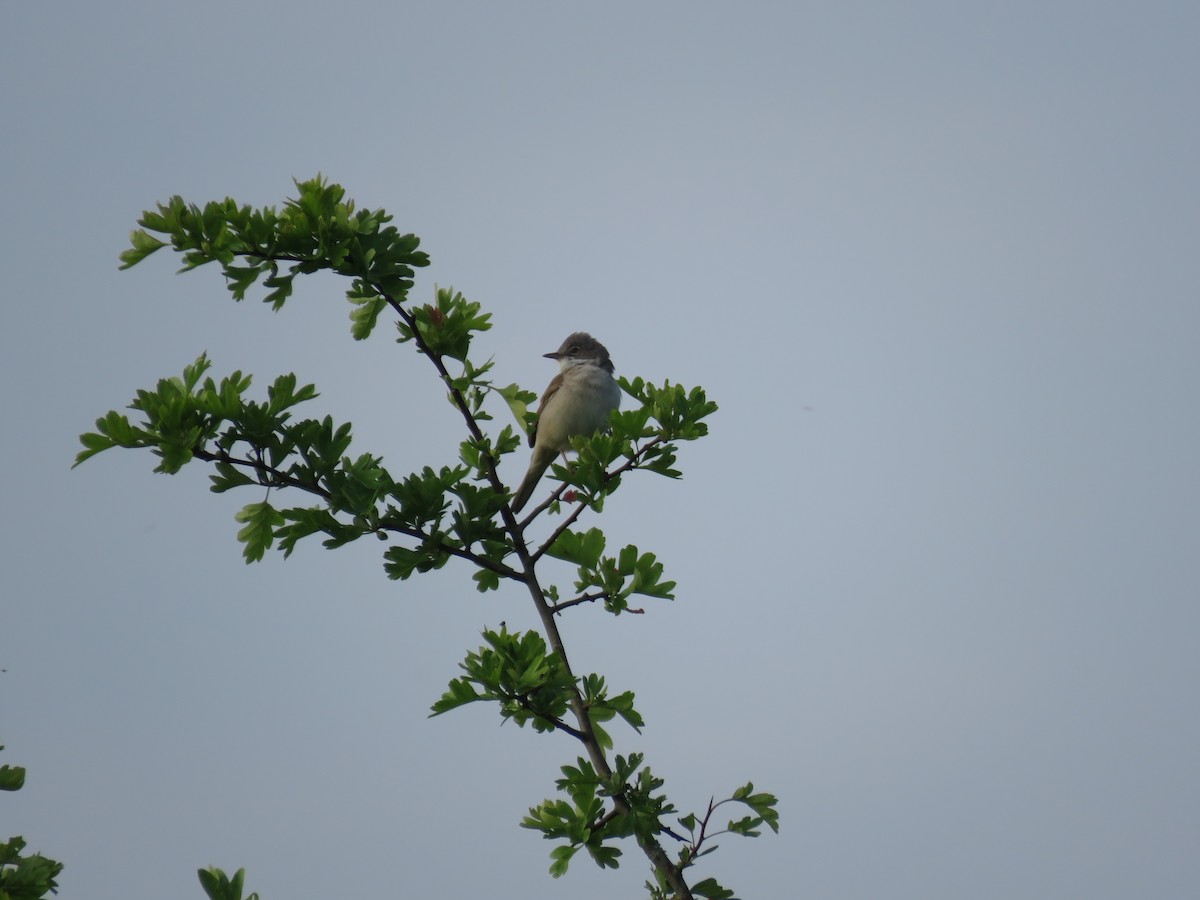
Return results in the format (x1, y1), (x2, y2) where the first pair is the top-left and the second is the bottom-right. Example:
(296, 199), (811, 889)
(545, 527), (675, 614)
(534, 376), (718, 515)
(72, 352), (515, 573)
(432, 628), (644, 746)
(429, 629), (778, 898)
(397, 286), (492, 362)
(77, 177), (776, 900)
(1, 746), (63, 900)
(523, 753), (668, 876)
(72, 358), (718, 600)
(121, 175), (429, 339)
(198, 868), (258, 900)
(660, 785), (781, 899)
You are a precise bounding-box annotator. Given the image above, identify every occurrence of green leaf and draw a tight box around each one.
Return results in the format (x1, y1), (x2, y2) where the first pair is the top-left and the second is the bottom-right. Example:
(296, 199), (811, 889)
(497, 382), (538, 432)
(731, 783), (781, 834)
(382, 542), (450, 580)
(472, 568), (501, 592)
(627, 548), (676, 600)
(546, 527), (605, 567)
(72, 430), (116, 467)
(585, 843), (622, 870)
(223, 263), (265, 300)
(690, 876), (736, 899)
(349, 294), (388, 340)
(118, 228), (167, 269)
(197, 867), (223, 900)
(0, 763), (26, 791)
(429, 675), (483, 716)
(234, 501), (284, 563)
(181, 353), (214, 391)
(209, 461), (256, 493)
(262, 269), (295, 310)
(548, 844), (577, 878)
(726, 814), (764, 836)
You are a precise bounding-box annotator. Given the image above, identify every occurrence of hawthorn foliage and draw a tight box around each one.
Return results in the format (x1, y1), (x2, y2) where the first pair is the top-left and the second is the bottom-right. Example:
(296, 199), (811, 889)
(1, 745), (63, 900)
(77, 177), (777, 899)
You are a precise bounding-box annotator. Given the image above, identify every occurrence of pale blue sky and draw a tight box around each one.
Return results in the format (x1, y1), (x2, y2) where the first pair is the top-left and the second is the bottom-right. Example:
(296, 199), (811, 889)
(4, 3), (1199, 898)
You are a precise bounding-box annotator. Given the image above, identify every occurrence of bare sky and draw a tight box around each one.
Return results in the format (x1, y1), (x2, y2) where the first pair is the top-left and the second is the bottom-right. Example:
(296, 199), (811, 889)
(4, 3), (1199, 898)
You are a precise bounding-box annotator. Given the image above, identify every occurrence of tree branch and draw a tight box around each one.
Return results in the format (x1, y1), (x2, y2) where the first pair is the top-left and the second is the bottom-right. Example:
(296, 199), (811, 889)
(550, 591), (609, 614)
(192, 446), (522, 581)
(531, 435), (669, 564)
(219, 246), (696, 898)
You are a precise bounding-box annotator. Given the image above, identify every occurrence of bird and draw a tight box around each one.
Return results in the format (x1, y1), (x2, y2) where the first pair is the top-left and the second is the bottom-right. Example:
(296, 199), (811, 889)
(509, 332), (621, 514)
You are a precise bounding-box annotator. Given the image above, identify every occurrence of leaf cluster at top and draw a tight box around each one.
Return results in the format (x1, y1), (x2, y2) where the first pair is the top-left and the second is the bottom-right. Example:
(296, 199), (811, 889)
(122, 175), (430, 339)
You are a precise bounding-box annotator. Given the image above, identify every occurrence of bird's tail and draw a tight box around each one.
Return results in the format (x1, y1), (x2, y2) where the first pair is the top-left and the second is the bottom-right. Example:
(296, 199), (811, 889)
(510, 446), (556, 513)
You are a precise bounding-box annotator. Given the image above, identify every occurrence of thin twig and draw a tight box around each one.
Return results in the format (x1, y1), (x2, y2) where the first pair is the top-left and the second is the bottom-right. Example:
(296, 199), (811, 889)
(550, 591), (609, 614)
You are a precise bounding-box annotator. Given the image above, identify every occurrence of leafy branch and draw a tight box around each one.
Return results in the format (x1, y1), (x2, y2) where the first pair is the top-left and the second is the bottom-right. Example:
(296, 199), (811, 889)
(78, 176), (775, 899)
(1, 745), (64, 900)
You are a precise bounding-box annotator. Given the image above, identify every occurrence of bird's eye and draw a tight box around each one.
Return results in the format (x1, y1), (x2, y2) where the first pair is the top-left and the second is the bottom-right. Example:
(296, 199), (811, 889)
(568, 345), (580, 354)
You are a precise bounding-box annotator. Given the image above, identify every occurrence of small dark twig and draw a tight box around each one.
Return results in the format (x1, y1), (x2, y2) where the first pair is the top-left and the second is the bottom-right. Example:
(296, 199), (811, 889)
(550, 591), (609, 614)
(510, 695), (586, 741)
(520, 482), (569, 528)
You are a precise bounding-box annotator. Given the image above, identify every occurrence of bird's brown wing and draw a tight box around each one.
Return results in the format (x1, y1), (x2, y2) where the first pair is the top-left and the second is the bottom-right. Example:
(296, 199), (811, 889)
(528, 372), (564, 448)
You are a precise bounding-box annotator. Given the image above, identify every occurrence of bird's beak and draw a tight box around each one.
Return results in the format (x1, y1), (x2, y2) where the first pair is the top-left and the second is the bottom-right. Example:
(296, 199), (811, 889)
(543, 351), (560, 360)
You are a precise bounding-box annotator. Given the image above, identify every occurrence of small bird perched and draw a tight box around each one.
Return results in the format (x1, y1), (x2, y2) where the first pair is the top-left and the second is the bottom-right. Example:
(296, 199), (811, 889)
(510, 332), (621, 514)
